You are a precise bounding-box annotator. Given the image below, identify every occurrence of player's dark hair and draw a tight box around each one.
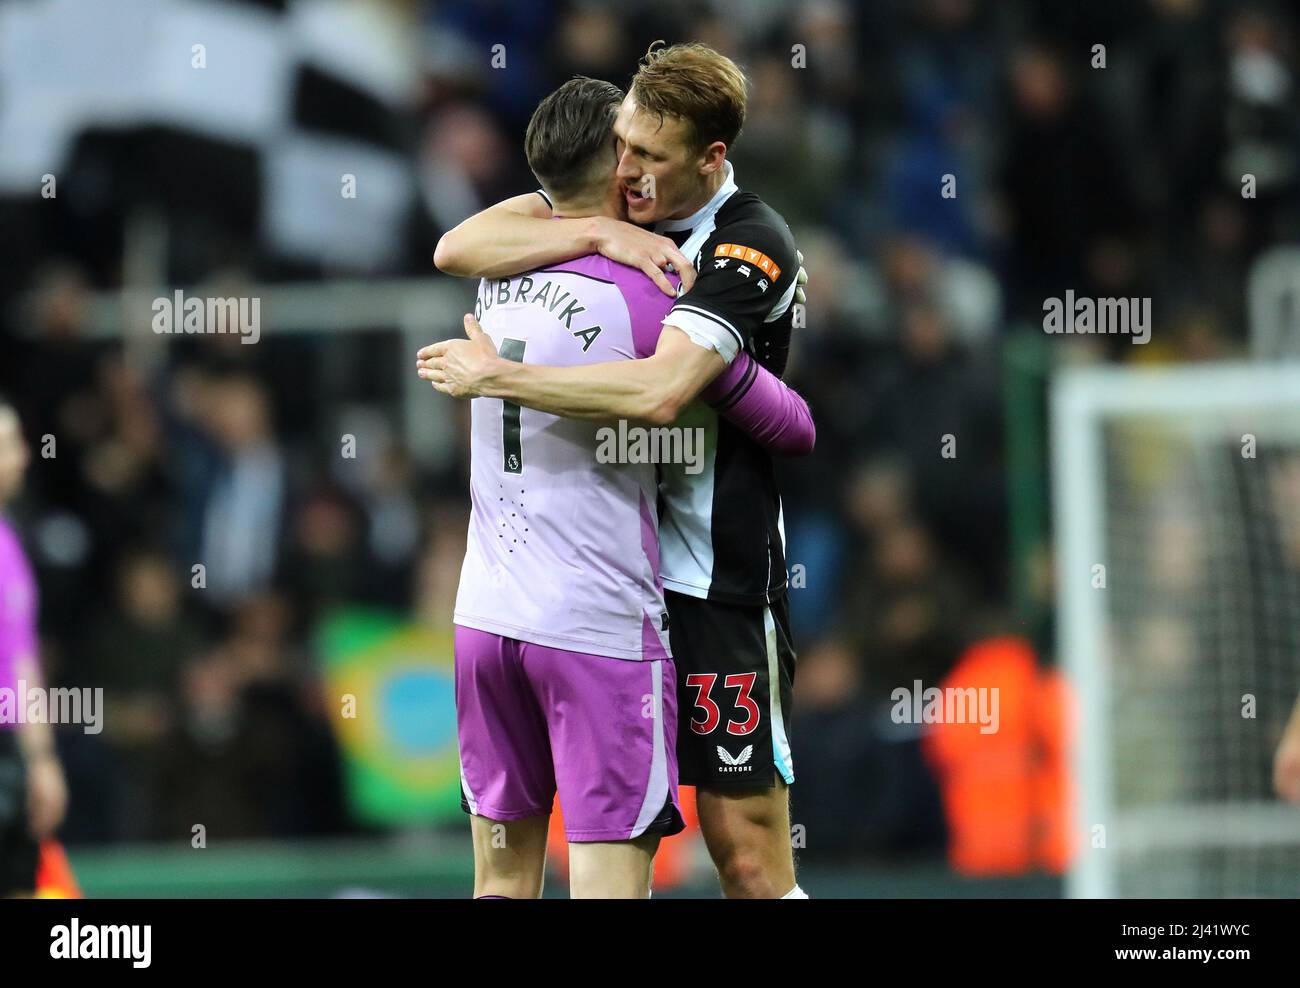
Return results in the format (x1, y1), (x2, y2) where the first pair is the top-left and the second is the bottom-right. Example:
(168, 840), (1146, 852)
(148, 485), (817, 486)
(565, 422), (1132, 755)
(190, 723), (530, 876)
(525, 76), (624, 203)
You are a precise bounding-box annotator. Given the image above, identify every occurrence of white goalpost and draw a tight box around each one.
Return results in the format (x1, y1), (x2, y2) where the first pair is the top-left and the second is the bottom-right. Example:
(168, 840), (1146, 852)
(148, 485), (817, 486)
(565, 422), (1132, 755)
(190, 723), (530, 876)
(1053, 361), (1300, 898)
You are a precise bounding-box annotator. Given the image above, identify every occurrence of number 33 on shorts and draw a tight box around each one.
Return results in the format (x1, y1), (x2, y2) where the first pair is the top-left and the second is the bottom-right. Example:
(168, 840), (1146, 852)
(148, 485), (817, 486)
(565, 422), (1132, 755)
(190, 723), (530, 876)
(666, 590), (797, 787)
(685, 672), (760, 736)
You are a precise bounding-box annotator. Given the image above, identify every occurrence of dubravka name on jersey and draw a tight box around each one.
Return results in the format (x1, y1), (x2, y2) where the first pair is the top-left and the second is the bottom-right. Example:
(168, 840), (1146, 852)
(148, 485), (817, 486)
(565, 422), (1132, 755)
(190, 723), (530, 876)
(475, 275), (602, 352)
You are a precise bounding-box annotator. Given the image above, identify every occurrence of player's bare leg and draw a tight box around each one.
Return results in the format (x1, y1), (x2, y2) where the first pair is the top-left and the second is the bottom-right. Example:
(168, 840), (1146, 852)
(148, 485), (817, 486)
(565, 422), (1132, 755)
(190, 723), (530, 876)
(568, 832), (661, 898)
(469, 814), (549, 899)
(696, 779), (797, 899)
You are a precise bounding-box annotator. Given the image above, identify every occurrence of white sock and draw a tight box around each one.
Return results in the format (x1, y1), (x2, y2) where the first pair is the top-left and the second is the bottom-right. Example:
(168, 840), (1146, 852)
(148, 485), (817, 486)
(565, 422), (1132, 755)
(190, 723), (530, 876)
(781, 885), (808, 899)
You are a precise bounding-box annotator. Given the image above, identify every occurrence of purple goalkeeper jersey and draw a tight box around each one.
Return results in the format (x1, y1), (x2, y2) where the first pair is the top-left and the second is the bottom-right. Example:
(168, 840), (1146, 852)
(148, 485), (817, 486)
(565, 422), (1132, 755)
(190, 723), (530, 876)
(0, 517), (37, 729)
(454, 255), (675, 662)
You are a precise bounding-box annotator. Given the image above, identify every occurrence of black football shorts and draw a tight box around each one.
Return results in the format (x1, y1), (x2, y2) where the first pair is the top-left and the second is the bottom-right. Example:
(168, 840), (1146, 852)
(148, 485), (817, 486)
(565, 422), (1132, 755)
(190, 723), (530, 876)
(665, 590), (796, 789)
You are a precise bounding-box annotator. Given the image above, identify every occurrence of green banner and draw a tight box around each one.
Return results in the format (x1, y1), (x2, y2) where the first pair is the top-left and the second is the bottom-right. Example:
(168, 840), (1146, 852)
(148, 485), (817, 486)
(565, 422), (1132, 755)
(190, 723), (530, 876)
(317, 610), (462, 826)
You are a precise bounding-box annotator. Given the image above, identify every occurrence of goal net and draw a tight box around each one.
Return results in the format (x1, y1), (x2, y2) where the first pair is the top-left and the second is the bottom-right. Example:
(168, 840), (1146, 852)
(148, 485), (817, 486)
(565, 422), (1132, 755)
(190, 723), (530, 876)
(1054, 362), (1300, 898)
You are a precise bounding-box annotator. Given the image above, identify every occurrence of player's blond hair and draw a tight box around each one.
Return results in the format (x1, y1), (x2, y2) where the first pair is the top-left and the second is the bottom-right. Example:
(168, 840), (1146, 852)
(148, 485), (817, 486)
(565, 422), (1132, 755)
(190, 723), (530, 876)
(629, 42), (748, 153)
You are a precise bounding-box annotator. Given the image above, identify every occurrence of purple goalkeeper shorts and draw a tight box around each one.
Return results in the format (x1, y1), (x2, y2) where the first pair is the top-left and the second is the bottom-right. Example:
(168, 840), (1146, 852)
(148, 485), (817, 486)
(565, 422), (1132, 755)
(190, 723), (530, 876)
(455, 625), (685, 843)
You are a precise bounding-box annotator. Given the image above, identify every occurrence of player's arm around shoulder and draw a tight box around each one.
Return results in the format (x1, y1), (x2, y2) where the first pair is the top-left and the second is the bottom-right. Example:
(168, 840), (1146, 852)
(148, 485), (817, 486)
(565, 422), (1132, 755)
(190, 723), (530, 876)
(433, 192), (562, 278)
(433, 193), (694, 297)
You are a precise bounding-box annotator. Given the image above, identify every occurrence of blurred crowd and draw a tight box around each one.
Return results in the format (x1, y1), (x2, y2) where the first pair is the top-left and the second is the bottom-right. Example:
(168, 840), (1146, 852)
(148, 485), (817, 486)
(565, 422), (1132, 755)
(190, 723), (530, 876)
(1, 0), (1298, 864)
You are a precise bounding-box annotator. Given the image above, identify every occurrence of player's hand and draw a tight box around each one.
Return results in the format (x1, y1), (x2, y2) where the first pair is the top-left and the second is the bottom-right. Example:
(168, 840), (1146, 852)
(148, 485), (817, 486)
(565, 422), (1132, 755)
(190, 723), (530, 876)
(26, 753), (67, 839)
(794, 249), (807, 306)
(1274, 723), (1300, 802)
(417, 314), (501, 399)
(592, 216), (695, 297)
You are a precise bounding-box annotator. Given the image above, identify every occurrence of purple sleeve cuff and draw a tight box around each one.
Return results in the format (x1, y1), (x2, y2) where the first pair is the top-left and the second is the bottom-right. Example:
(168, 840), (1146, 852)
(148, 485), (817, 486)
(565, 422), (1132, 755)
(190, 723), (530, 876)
(702, 352), (816, 457)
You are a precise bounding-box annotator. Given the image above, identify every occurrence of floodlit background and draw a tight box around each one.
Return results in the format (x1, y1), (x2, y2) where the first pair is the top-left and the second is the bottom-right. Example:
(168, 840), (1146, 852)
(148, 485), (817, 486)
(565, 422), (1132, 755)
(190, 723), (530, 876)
(1, 0), (1298, 897)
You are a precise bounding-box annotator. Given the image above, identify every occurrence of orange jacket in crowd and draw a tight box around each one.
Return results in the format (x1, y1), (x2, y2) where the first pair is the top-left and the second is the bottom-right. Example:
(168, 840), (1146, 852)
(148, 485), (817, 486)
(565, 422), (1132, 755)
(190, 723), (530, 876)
(922, 635), (1075, 875)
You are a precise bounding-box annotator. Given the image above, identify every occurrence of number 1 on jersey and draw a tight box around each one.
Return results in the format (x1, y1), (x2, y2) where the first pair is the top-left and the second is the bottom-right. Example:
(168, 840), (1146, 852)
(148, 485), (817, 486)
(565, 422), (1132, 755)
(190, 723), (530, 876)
(499, 338), (526, 473)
